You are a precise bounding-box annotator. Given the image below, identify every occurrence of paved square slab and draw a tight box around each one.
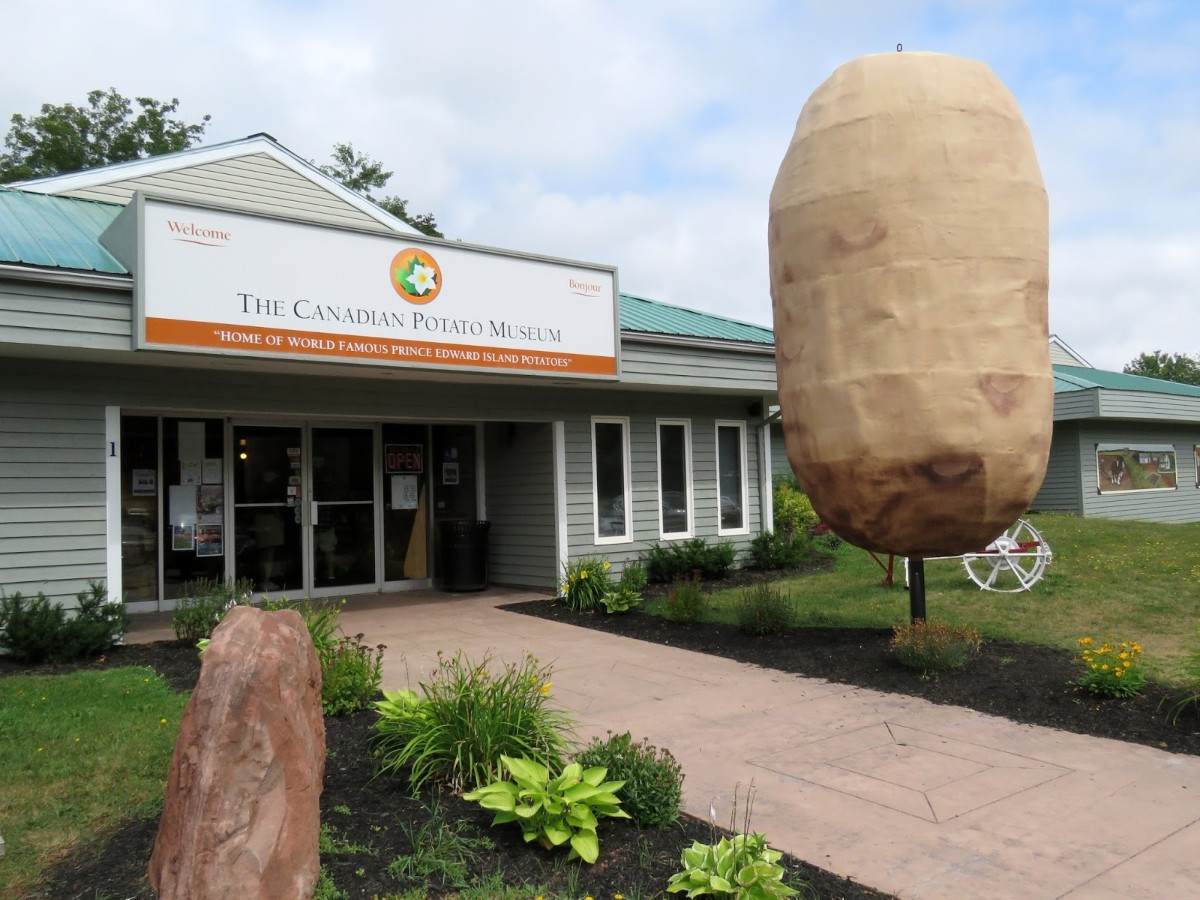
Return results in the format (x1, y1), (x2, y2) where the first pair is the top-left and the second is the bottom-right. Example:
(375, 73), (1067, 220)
(751, 721), (1071, 823)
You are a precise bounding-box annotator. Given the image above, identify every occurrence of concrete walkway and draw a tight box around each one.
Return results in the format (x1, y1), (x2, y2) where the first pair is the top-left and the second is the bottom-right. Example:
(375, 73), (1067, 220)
(129, 589), (1200, 899)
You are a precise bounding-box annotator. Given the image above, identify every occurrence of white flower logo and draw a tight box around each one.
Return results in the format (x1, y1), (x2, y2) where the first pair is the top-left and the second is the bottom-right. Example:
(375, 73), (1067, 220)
(405, 263), (438, 295)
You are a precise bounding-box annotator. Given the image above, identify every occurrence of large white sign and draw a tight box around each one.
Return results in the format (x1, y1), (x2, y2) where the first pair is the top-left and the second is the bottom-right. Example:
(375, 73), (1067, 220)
(125, 196), (619, 377)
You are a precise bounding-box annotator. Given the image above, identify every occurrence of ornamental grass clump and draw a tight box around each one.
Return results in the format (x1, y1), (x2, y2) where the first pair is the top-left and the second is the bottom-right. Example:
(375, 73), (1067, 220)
(576, 731), (684, 827)
(561, 557), (612, 612)
(1076, 636), (1147, 698)
(890, 618), (982, 678)
(666, 575), (706, 623)
(373, 650), (575, 793)
(735, 584), (797, 636)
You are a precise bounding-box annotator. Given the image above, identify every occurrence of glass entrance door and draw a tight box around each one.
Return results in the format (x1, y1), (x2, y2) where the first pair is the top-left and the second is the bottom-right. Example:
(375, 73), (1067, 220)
(233, 425), (304, 593)
(311, 426), (376, 592)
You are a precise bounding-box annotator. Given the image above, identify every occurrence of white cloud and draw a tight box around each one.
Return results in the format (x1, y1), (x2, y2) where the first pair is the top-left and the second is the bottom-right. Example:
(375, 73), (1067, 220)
(2, 0), (1198, 370)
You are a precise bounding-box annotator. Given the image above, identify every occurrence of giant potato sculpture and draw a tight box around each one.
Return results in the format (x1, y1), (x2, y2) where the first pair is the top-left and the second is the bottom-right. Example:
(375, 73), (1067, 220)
(769, 52), (1053, 557)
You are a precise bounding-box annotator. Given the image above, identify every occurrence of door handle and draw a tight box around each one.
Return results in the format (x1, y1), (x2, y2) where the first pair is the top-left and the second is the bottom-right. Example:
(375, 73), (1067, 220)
(311, 500), (319, 527)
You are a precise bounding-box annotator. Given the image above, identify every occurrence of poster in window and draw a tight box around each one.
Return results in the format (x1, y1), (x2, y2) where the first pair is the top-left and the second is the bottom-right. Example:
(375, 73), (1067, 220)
(172, 524), (195, 551)
(195, 524), (223, 557)
(169, 484), (197, 527)
(442, 462), (460, 485)
(178, 421), (205, 462)
(132, 469), (157, 496)
(202, 458), (224, 484)
(391, 475), (419, 509)
(1097, 446), (1177, 493)
(197, 485), (223, 525)
(180, 459), (202, 485)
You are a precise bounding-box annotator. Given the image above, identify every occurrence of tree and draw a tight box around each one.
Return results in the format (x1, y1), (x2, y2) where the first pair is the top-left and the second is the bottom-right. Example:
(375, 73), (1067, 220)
(1122, 351), (1200, 386)
(319, 142), (442, 237)
(0, 88), (210, 182)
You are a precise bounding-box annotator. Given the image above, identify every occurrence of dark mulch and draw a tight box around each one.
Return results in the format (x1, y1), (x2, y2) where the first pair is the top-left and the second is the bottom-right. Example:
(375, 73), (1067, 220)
(7, 639), (888, 900)
(503, 573), (1200, 758)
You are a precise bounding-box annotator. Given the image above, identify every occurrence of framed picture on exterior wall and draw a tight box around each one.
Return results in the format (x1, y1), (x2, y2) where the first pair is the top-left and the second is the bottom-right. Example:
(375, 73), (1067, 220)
(1096, 444), (1177, 493)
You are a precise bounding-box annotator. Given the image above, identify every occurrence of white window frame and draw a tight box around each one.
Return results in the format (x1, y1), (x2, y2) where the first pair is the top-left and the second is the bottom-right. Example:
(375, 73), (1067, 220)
(715, 420), (750, 536)
(656, 418), (693, 539)
(592, 416), (632, 544)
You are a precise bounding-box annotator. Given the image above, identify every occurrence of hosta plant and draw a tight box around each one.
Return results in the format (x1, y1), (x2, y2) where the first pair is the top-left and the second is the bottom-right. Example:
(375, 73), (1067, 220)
(462, 755), (629, 864)
(667, 832), (799, 899)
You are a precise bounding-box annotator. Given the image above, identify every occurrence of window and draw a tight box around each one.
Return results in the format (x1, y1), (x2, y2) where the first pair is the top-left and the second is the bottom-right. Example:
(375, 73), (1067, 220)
(657, 419), (692, 537)
(716, 421), (748, 533)
(592, 417), (631, 542)
(1097, 444), (1177, 493)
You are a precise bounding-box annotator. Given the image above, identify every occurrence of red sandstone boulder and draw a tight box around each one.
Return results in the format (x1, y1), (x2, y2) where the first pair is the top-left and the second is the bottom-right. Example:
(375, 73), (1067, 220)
(148, 605), (325, 900)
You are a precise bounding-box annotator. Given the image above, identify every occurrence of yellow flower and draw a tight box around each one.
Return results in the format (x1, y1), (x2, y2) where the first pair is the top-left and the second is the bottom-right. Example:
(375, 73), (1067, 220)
(1123, 661), (1132, 668)
(1118, 652), (1128, 660)
(160, 718), (168, 724)
(603, 561), (611, 570)
(1078, 637), (1093, 646)
(581, 570), (588, 579)
(540, 681), (552, 696)
(1114, 669), (1124, 678)
(1101, 664), (1109, 671)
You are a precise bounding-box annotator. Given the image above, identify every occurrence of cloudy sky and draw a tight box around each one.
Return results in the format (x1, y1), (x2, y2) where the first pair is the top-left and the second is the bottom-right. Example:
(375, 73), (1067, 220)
(4, 0), (1197, 371)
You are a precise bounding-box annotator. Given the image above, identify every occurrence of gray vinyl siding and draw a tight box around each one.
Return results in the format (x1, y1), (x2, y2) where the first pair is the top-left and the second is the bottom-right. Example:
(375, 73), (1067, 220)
(562, 402), (765, 573)
(1054, 389), (1100, 420)
(769, 423), (794, 482)
(1078, 424), (1200, 524)
(619, 340), (777, 393)
(1098, 390), (1200, 423)
(0, 358), (773, 600)
(1049, 342), (1088, 366)
(483, 422), (556, 588)
(0, 278), (131, 353)
(0, 385), (107, 608)
(1031, 421), (1082, 514)
(54, 154), (393, 232)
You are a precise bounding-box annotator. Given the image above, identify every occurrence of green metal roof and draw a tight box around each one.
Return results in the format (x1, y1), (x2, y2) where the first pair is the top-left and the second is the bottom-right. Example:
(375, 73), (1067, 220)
(0, 187), (126, 274)
(1053, 364), (1200, 398)
(618, 292), (774, 344)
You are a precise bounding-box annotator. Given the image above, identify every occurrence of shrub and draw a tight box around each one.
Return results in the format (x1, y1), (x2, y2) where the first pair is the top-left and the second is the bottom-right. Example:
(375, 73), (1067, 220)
(772, 476), (819, 538)
(463, 755), (629, 864)
(665, 575), (706, 623)
(320, 632), (386, 716)
(891, 619), (982, 677)
(171, 576), (254, 643)
(576, 731), (684, 827)
(0, 581), (127, 664)
(748, 530), (815, 571)
(647, 538), (739, 583)
(735, 584), (797, 636)
(373, 650), (575, 793)
(561, 557), (612, 612)
(1076, 636), (1147, 698)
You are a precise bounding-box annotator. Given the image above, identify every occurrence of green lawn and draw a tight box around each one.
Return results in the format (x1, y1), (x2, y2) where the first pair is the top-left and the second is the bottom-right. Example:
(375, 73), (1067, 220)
(648, 512), (1200, 684)
(0, 667), (189, 898)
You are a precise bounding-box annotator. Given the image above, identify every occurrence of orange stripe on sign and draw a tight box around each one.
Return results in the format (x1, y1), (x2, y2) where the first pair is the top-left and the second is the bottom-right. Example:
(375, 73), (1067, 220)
(144, 318), (617, 376)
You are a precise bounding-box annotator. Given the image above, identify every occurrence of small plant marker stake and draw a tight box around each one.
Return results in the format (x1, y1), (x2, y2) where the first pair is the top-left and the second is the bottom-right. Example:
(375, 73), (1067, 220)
(909, 557), (927, 623)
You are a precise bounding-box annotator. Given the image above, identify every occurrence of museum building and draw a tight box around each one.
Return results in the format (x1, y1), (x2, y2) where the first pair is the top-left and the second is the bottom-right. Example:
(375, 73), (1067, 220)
(0, 134), (779, 612)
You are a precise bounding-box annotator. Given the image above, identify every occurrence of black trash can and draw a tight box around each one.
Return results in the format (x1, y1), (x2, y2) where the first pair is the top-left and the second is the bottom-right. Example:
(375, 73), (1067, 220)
(439, 520), (491, 591)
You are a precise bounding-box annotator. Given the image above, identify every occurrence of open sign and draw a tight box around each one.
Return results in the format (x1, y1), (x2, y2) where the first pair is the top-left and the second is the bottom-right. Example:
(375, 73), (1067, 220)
(384, 444), (424, 474)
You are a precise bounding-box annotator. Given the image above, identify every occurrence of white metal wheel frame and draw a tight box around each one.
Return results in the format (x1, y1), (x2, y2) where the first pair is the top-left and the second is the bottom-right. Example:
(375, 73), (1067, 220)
(902, 518), (1053, 593)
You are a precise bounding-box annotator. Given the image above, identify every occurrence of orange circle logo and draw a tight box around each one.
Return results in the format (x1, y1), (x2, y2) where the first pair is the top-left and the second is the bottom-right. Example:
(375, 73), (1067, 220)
(390, 248), (442, 304)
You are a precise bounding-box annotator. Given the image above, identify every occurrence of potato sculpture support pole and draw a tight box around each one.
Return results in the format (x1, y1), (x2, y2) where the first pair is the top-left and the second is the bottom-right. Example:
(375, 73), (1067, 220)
(908, 558), (926, 623)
